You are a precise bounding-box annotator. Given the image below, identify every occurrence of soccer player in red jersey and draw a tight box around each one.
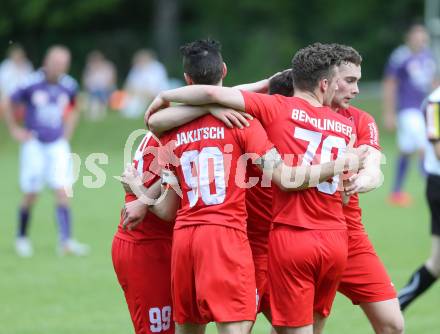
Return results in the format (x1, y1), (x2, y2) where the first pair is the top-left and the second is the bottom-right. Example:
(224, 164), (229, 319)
(148, 39), (276, 334)
(146, 43), (358, 334)
(331, 45), (404, 334)
(111, 131), (177, 334)
(265, 46), (404, 334)
(243, 70), (294, 320)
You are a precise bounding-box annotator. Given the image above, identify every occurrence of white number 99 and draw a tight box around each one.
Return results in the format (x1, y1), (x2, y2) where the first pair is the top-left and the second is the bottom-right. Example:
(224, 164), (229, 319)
(149, 306), (172, 332)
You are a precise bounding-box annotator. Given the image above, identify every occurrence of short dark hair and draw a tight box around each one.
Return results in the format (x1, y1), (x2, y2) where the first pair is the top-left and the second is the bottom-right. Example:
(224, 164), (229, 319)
(180, 39), (223, 85)
(330, 43), (362, 66)
(291, 43), (340, 92)
(269, 70), (294, 96)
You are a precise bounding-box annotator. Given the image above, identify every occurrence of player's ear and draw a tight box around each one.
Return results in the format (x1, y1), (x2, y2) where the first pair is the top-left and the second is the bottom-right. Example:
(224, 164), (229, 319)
(222, 62), (228, 79)
(184, 73), (194, 85)
(320, 78), (329, 93)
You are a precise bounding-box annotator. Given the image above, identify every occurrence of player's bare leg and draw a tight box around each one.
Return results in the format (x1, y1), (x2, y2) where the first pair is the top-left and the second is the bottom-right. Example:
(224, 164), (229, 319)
(312, 313), (327, 334)
(175, 323), (206, 334)
(360, 299), (404, 334)
(216, 320), (253, 334)
(273, 325), (312, 334)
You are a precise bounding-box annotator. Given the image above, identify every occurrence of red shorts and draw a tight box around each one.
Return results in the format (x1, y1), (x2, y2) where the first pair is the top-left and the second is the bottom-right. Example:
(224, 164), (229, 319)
(172, 225), (256, 324)
(338, 234), (397, 304)
(268, 226), (348, 327)
(253, 253), (270, 314)
(112, 236), (174, 334)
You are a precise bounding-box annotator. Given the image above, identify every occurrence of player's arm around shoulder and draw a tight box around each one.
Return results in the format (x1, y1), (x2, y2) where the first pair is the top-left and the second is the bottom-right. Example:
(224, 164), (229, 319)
(147, 103), (252, 137)
(257, 135), (368, 192)
(145, 85), (246, 121)
(233, 78), (269, 93)
(147, 104), (209, 136)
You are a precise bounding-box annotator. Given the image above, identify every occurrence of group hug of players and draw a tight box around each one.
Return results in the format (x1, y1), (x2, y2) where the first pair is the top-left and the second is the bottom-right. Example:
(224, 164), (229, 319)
(111, 40), (406, 334)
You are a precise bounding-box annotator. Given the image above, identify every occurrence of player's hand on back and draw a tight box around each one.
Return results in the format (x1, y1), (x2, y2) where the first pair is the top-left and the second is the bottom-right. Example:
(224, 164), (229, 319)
(11, 126), (32, 142)
(209, 106), (253, 129)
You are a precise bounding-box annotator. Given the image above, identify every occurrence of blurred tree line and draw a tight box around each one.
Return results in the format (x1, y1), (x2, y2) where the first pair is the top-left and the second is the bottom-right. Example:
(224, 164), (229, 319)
(0, 0), (424, 85)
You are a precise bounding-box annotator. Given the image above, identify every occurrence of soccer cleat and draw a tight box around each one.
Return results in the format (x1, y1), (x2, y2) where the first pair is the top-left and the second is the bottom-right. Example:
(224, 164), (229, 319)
(15, 237), (34, 258)
(388, 192), (412, 207)
(58, 239), (90, 256)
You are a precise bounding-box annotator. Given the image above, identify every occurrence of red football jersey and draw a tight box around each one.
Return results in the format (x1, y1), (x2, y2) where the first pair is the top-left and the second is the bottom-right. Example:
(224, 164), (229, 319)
(337, 105), (381, 235)
(246, 163), (272, 256)
(116, 132), (174, 242)
(160, 115), (274, 232)
(241, 91), (356, 230)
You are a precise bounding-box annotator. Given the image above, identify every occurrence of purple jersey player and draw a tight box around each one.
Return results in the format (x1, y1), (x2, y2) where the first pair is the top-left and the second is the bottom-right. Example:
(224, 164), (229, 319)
(4, 45), (89, 257)
(383, 23), (438, 206)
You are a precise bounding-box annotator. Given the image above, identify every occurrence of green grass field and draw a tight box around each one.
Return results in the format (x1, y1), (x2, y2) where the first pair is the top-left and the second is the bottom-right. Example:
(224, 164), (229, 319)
(0, 99), (438, 334)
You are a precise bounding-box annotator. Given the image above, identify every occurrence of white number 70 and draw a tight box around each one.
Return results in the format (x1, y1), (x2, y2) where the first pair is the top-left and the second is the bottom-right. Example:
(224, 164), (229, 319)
(294, 127), (346, 194)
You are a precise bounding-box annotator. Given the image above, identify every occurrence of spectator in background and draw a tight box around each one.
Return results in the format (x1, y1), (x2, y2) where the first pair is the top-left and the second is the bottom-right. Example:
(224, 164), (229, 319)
(122, 49), (168, 118)
(383, 23), (438, 206)
(0, 44), (33, 114)
(82, 50), (116, 120)
(4, 45), (89, 257)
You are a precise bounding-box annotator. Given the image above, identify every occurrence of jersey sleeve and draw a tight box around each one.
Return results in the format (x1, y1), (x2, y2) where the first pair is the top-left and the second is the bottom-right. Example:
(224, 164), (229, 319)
(426, 101), (440, 142)
(237, 118), (274, 157)
(240, 91), (283, 127)
(62, 75), (79, 103)
(135, 133), (162, 186)
(125, 133), (160, 202)
(10, 85), (29, 104)
(356, 112), (381, 150)
(125, 133), (167, 202)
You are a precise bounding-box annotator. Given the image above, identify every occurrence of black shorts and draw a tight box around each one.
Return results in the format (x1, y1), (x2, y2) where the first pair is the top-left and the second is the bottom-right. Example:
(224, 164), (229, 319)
(427, 174), (440, 236)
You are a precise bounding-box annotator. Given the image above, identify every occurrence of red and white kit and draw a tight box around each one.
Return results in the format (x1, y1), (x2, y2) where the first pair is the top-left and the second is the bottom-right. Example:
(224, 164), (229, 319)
(161, 115), (274, 324)
(337, 106), (397, 304)
(112, 132), (175, 334)
(242, 92), (355, 327)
